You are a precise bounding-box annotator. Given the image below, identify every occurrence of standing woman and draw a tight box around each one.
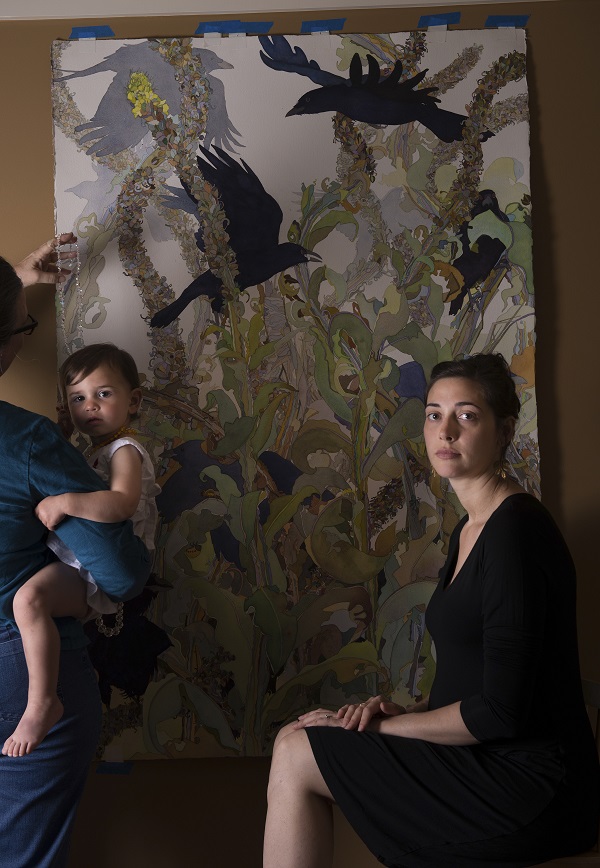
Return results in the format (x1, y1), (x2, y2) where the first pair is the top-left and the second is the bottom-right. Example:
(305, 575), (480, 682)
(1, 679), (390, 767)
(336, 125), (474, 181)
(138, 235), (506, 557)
(0, 240), (151, 867)
(264, 354), (600, 868)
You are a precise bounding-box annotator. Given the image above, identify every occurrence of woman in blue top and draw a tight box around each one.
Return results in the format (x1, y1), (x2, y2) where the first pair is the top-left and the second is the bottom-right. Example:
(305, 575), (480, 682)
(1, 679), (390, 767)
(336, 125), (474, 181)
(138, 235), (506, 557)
(0, 239), (151, 868)
(264, 354), (600, 867)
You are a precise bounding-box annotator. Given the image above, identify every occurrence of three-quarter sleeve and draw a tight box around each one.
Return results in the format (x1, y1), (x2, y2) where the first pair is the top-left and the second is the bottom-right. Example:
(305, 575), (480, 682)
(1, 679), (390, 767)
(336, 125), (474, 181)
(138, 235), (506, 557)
(28, 416), (151, 602)
(459, 507), (548, 742)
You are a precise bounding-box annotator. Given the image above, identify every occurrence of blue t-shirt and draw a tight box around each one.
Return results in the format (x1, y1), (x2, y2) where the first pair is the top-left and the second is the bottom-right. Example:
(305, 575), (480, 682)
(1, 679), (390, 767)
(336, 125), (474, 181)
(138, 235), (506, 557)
(0, 401), (151, 647)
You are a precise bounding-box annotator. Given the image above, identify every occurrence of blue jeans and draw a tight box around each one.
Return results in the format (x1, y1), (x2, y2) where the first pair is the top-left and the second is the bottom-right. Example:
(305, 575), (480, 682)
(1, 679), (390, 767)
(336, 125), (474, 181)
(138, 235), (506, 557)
(0, 625), (101, 867)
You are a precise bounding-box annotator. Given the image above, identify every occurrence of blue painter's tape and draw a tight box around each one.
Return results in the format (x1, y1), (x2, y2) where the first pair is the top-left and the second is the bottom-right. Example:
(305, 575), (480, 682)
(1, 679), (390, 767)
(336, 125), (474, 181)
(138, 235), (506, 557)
(195, 20), (273, 34)
(418, 12), (461, 27)
(235, 21), (273, 34)
(96, 761), (133, 775)
(69, 25), (115, 39)
(301, 18), (346, 33)
(485, 15), (530, 28)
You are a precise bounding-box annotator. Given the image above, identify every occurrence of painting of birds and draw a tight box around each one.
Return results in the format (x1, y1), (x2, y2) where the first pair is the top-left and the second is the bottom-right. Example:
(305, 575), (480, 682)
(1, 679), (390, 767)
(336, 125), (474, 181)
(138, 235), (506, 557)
(445, 190), (511, 314)
(259, 35), (492, 143)
(151, 145), (321, 327)
(54, 41), (242, 156)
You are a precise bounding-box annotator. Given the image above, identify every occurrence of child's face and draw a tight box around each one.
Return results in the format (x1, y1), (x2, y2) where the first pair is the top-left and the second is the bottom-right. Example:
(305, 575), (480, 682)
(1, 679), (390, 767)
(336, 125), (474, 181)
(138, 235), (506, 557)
(66, 363), (141, 443)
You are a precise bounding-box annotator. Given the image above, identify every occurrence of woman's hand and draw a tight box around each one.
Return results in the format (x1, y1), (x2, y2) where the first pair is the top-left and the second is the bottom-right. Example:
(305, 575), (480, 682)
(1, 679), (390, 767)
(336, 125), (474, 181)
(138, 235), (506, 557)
(14, 233), (77, 288)
(292, 697), (406, 732)
(35, 495), (69, 531)
(292, 708), (347, 729)
(337, 696), (406, 732)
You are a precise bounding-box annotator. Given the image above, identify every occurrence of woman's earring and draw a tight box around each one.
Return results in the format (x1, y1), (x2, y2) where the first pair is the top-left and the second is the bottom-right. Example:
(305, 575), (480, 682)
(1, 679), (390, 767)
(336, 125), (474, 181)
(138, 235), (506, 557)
(496, 459), (508, 480)
(430, 467), (437, 480)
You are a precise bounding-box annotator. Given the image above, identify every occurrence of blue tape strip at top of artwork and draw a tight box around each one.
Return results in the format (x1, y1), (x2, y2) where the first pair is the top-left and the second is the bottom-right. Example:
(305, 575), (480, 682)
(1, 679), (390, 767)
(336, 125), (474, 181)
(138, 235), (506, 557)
(195, 20), (273, 35)
(69, 25), (115, 39)
(418, 12), (461, 27)
(485, 15), (530, 28)
(300, 18), (346, 33)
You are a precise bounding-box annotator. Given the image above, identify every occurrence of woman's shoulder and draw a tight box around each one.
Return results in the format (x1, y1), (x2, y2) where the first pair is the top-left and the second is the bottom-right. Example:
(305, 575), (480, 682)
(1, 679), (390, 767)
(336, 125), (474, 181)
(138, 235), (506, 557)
(484, 492), (569, 558)
(0, 401), (61, 442)
(491, 492), (554, 527)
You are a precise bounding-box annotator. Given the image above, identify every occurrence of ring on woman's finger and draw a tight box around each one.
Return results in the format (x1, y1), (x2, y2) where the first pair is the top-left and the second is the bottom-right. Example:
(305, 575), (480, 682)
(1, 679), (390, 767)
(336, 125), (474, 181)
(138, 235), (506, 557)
(324, 714), (332, 719)
(359, 703), (365, 707)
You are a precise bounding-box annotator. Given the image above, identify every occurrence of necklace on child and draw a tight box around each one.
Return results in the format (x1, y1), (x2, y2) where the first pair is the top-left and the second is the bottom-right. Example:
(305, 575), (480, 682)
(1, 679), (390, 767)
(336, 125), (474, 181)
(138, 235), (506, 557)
(87, 425), (137, 456)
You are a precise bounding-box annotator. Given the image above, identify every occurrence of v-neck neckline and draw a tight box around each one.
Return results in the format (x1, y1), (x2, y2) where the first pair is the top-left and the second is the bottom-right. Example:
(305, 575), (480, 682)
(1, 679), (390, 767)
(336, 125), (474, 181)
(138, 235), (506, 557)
(442, 493), (529, 590)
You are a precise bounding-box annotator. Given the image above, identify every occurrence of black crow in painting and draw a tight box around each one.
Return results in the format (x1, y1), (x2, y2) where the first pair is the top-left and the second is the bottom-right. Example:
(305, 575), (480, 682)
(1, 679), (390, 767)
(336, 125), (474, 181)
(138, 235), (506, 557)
(447, 190), (510, 314)
(259, 36), (492, 144)
(84, 580), (172, 707)
(151, 146), (321, 327)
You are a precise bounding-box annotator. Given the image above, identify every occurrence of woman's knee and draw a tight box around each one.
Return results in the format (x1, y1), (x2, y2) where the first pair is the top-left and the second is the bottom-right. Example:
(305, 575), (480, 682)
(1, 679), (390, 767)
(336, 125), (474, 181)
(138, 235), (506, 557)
(269, 727), (311, 792)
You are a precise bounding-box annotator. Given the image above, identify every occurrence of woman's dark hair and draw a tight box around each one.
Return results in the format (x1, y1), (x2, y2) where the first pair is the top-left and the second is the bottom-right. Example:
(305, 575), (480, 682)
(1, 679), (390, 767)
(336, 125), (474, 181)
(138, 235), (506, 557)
(0, 256), (23, 349)
(59, 343), (141, 399)
(427, 353), (520, 425)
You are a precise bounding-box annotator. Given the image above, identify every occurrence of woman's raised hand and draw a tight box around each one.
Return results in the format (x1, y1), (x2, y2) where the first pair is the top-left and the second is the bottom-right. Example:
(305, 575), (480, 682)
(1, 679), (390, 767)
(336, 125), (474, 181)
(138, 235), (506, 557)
(14, 233), (77, 287)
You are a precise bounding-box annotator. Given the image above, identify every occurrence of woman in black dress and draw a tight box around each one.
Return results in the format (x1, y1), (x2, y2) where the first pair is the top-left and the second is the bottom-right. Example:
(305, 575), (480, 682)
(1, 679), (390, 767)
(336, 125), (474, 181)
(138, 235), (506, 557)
(263, 354), (600, 868)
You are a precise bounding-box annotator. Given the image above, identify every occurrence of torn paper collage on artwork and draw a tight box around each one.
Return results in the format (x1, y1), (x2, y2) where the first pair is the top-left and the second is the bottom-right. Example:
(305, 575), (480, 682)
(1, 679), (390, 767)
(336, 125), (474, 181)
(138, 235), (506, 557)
(51, 29), (537, 759)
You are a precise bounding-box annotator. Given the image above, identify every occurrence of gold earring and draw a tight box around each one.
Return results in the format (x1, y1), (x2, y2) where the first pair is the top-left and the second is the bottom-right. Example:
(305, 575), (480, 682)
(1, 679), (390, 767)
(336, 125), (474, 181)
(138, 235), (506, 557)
(496, 460), (508, 480)
(430, 467), (437, 480)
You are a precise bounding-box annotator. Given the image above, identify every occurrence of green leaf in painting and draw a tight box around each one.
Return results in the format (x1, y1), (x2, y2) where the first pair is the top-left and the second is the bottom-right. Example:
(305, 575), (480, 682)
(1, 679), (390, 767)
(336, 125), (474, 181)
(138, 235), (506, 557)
(263, 641), (383, 722)
(311, 334), (353, 423)
(245, 587), (297, 674)
(291, 420), (353, 473)
(263, 486), (319, 547)
(210, 415), (257, 457)
(329, 311), (373, 368)
(199, 465), (241, 505)
(293, 586), (372, 648)
(387, 321), (439, 381)
(142, 675), (240, 755)
(306, 497), (391, 584)
(362, 397), (425, 479)
(372, 283), (410, 353)
(305, 210), (359, 250)
(250, 391), (290, 455)
(248, 339), (282, 371)
(205, 389), (239, 426)
(467, 210), (513, 251)
(240, 489), (267, 546)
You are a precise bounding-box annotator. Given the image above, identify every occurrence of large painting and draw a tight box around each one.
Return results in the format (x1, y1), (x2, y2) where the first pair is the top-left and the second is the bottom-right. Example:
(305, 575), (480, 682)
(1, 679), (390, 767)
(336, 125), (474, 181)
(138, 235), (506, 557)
(51, 28), (537, 759)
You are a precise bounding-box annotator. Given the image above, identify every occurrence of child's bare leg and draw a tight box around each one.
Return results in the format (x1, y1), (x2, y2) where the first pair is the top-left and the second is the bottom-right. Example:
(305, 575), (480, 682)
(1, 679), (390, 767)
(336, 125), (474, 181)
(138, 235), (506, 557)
(2, 563), (89, 757)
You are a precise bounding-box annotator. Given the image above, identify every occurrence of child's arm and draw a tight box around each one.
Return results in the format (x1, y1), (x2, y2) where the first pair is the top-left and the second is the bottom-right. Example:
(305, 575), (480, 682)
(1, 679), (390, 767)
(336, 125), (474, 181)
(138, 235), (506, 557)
(35, 445), (143, 530)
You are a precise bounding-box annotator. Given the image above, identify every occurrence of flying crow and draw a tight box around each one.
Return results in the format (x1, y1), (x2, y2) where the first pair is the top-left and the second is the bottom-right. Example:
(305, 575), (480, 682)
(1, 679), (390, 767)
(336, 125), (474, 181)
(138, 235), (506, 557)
(55, 41), (242, 156)
(446, 190), (511, 314)
(151, 146), (321, 327)
(259, 36), (492, 144)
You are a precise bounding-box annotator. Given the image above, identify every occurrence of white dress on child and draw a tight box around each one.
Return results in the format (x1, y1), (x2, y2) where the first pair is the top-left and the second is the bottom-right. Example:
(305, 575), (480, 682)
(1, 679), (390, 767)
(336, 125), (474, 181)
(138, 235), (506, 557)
(47, 437), (160, 615)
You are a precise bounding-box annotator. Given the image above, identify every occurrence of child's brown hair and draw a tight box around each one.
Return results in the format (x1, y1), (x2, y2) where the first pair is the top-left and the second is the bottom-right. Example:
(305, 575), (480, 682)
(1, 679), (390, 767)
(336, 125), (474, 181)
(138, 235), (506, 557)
(59, 343), (141, 414)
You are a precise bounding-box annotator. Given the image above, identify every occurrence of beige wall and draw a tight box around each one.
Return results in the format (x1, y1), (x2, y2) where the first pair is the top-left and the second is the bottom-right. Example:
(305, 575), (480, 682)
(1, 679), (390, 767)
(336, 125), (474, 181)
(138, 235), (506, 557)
(0, 2), (598, 865)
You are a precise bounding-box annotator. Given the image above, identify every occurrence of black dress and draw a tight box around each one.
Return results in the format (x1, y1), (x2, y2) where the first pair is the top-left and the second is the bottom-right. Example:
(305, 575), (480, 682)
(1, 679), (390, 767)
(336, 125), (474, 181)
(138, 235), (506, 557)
(307, 494), (600, 867)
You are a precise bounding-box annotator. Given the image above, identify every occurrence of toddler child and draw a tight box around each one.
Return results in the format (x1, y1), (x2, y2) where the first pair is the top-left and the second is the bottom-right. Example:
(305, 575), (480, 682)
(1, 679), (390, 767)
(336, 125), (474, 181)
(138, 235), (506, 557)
(2, 343), (160, 757)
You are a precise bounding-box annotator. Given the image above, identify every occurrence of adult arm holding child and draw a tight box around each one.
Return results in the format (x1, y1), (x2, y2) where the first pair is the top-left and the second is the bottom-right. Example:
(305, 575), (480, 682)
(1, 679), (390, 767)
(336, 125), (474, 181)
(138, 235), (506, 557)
(35, 444), (143, 528)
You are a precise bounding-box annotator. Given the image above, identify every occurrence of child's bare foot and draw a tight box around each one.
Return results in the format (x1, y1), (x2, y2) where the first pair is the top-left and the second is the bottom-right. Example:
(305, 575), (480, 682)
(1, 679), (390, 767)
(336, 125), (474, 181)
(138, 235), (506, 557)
(1, 696), (64, 757)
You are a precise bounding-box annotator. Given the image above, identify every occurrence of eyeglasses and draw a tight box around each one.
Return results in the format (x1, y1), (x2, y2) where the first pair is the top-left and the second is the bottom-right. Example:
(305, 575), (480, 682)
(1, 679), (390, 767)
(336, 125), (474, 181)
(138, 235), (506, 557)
(10, 314), (39, 336)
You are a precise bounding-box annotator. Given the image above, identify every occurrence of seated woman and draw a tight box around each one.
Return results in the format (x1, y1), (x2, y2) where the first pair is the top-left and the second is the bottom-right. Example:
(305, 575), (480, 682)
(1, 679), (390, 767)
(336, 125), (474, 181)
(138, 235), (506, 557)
(264, 353), (600, 868)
